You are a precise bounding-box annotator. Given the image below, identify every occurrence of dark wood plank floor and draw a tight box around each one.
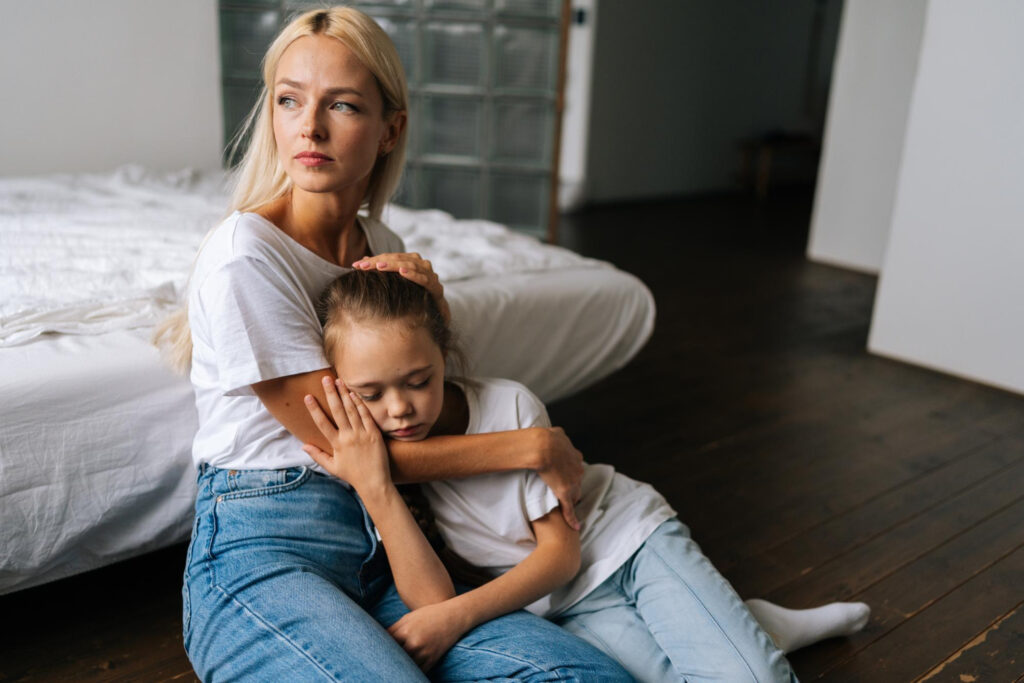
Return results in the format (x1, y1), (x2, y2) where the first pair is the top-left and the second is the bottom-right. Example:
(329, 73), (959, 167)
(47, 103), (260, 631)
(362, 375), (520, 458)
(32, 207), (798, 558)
(2, 190), (1022, 682)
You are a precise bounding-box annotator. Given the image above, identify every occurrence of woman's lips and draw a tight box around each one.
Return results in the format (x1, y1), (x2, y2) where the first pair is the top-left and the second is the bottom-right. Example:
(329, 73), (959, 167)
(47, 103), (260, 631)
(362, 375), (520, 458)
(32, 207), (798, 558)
(295, 151), (333, 167)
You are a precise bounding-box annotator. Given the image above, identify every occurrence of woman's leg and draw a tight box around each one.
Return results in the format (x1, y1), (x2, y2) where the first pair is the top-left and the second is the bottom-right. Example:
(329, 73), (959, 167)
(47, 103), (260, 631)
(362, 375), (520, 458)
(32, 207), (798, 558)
(184, 466), (425, 682)
(624, 518), (796, 683)
(371, 584), (633, 682)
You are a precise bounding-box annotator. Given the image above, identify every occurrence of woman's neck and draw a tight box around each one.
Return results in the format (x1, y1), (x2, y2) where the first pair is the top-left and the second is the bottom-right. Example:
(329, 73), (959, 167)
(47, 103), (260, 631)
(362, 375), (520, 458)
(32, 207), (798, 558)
(259, 187), (368, 266)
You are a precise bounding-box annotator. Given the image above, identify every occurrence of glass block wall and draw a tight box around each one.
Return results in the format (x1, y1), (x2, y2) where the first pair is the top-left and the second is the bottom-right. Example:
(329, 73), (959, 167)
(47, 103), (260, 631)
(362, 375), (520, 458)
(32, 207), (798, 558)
(219, 0), (566, 238)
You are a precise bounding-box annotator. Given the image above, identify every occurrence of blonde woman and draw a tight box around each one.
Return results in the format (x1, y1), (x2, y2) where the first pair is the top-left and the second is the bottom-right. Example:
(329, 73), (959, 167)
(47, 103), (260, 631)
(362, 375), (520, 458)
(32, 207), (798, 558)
(164, 7), (629, 681)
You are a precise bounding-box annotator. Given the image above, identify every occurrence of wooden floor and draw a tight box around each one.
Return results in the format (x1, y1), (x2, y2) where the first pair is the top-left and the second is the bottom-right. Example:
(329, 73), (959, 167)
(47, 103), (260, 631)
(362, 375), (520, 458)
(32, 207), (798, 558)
(3, 190), (1022, 681)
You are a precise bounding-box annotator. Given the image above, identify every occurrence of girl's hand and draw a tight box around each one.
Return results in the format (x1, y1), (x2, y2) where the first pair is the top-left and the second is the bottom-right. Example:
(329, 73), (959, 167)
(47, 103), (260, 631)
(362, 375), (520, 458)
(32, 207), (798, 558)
(387, 601), (468, 672)
(352, 252), (451, 323)
(533, 427), (584, 530)
(302, 377), (392, 496)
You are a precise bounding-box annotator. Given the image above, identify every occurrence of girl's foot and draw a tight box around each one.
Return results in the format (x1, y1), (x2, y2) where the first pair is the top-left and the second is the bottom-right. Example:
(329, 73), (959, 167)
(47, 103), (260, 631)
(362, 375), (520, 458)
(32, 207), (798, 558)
(745, 598), (871, 653)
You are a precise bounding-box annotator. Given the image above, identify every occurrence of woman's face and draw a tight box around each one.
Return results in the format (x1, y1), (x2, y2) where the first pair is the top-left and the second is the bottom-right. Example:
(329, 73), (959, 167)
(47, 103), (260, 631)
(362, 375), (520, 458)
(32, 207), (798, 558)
(331, 319), (446, 443)
(272, 35), (402, 196)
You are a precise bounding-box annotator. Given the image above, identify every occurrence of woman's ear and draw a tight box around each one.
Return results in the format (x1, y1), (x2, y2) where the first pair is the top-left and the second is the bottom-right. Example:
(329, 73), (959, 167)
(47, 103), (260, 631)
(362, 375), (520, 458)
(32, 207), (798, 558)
(379, 110), (407, 156)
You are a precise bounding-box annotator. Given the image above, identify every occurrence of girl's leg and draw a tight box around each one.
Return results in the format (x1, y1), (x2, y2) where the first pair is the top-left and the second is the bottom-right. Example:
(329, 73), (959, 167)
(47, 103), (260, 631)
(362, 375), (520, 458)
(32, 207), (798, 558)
(624, 518), (796, 683)
(372, 584), (634, 682)
(553, 573), (677, 682)
(184, 466), (426, 682)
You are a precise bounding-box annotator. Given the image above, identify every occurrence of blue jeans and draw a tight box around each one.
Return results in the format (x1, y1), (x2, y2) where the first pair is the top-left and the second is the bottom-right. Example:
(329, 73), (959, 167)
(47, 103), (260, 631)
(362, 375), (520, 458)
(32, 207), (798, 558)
(182, 465), (631, 682)
(554, 519), (797, 682)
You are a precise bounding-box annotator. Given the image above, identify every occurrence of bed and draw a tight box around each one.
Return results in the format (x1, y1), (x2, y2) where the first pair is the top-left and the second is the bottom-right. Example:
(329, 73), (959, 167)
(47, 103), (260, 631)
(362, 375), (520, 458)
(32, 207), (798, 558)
(0, 166), (654, 595)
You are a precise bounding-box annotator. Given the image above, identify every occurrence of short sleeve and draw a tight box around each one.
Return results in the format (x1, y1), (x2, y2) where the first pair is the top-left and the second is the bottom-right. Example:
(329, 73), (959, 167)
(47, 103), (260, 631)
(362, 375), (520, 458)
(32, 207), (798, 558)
(522, 471), (560, 522)
(197, 255), (329, 395)
(514, 385), (552, 429)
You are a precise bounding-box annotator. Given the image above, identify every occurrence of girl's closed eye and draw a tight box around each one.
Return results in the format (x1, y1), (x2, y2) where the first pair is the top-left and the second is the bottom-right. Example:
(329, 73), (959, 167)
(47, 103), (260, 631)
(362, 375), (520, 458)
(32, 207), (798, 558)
(359, 391), (382, 402)
(409, 376), (432, 390)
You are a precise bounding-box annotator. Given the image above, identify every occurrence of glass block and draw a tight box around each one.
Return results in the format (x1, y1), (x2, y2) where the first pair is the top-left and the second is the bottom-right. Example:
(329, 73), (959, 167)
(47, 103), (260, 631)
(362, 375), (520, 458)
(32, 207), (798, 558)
(495, 0), (561, 18)
(488, 172), (548, 228)
(491, 101), (552, 164)
(425, 0), (487, 11)
(422, 167), (482, 218)
(423, 22), (486, 88)
(351, 0), (415, 7)
(494, 24), (558, 92)
(370, 16), (417, 82)
(227, 0), (279, 7)
(220, 9), (282, 79)
(222, 82), (265, 162)
(392, 166), (418, 207)
(421, 97), (482, 158)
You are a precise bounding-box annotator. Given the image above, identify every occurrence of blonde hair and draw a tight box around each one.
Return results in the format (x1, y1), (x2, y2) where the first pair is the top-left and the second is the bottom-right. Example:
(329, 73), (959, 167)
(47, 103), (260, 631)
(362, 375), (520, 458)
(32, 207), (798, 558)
(154, 7), (410, 374)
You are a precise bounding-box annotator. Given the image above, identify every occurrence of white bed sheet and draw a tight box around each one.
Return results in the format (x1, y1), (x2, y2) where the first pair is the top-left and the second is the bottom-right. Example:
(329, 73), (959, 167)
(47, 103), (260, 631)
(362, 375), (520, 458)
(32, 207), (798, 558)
(0, 167), (654, 594)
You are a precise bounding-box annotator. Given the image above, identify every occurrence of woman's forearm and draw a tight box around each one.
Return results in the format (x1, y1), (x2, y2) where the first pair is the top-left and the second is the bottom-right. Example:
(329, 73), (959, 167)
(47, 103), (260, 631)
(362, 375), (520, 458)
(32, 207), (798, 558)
(359, 484), (455, 609)
(387, 429), (542, 484)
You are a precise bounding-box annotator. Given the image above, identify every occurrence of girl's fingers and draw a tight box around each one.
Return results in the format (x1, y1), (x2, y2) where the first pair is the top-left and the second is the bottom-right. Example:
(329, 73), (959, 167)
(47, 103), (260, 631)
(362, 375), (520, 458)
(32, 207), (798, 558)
(322, 376), (351, 430)
(349, 392), (380, 434)
(302, 443), (331, 467)
(337, 380), (363, 430)
(304, 395), (338, 437)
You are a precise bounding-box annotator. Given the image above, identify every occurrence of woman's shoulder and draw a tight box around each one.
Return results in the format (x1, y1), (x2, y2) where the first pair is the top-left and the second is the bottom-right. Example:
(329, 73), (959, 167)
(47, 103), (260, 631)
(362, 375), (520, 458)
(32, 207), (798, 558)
(360, 213), (405, 255)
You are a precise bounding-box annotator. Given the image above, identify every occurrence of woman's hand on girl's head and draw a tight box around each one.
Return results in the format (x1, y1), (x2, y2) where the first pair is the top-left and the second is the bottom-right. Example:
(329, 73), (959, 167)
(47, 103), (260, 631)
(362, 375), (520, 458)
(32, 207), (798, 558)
(353, 252), (451, 323)
(302, 376), (393, 496)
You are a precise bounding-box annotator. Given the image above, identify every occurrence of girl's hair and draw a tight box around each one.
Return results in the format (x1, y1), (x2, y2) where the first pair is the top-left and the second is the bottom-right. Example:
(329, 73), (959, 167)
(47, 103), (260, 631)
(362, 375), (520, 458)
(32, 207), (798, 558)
(154, 6), (409, 374)
(318, 270), (465, 376)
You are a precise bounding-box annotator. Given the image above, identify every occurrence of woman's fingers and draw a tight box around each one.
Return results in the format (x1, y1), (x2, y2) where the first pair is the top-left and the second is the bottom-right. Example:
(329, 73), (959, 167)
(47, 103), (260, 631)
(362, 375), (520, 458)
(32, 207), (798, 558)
(322, 376), (351, 430)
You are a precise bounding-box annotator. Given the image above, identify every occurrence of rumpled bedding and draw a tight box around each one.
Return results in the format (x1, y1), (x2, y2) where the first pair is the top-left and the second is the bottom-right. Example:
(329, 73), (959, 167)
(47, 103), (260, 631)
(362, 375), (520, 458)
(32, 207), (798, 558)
(0, 165), (602, 346)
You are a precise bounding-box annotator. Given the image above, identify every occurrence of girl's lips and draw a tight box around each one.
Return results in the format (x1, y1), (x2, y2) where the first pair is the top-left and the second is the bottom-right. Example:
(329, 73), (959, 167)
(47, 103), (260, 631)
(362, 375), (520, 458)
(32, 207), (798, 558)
(390, 425), (422, 438)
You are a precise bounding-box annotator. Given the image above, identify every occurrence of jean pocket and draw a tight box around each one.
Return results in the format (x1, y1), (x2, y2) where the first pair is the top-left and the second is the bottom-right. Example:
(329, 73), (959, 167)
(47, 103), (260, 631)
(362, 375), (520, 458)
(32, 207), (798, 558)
(208, 467), (313, 559)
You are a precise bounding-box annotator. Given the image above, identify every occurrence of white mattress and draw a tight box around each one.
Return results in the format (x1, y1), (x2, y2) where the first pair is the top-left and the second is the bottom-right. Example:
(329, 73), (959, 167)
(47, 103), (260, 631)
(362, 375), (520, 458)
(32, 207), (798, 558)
(0, 167), (654, 594)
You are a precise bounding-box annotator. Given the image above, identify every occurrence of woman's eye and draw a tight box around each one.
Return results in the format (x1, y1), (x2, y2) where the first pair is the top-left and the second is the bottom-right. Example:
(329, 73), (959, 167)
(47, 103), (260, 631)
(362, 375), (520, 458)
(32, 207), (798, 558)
(277, 96), (297, 109)
(330, 101), (357, 113)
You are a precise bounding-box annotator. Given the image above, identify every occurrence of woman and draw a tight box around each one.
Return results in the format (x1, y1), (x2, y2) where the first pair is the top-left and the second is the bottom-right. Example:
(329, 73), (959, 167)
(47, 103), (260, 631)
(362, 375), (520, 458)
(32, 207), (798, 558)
(161, 7), (629, 681)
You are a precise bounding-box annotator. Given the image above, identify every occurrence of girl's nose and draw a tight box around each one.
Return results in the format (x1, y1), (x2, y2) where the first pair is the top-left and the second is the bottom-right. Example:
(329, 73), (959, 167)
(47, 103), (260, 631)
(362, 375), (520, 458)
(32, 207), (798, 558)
(388, 395), (413, 419)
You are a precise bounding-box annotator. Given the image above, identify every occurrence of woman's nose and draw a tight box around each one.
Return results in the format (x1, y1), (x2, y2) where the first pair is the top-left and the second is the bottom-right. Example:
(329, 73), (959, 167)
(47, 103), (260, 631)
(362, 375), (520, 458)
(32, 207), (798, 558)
(301, 110), (325, 140)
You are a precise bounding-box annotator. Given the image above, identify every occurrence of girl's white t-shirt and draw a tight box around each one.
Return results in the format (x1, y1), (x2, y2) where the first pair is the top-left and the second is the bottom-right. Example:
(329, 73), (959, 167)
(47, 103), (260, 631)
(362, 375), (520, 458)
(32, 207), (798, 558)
(187, 210), (404, 470)
(421, 378), (676, 618)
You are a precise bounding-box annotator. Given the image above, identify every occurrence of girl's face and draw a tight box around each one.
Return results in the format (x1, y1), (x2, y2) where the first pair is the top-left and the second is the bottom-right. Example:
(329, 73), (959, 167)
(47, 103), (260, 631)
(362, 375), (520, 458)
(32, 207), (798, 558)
(332, 318), (445, 442)
(272, 34), (403, 196)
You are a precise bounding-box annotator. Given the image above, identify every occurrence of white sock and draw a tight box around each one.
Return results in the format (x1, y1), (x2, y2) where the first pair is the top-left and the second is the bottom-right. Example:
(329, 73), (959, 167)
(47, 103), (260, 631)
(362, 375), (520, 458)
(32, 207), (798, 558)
(744, 598), (871, 653)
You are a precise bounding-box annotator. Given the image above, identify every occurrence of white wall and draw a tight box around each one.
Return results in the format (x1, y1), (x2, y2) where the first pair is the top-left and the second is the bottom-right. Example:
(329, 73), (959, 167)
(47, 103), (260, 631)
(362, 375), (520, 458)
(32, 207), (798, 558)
(868, 0), (1024, 395)
(806, 0), (928, 273)
(0, 0), (222, 177)
(582, 0), (842, 204)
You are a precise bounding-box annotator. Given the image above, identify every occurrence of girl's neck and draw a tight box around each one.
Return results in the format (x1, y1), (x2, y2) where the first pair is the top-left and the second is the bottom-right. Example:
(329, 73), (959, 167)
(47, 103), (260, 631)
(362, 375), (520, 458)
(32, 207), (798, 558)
(259, 187), (368, 266)
(431, 381), (470, 437)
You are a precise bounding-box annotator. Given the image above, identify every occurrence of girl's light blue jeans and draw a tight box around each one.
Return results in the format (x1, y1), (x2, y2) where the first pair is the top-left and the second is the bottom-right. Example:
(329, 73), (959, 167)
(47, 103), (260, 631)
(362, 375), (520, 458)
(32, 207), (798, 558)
(554, 518), (797, 682)
(182, 465), (631, 682)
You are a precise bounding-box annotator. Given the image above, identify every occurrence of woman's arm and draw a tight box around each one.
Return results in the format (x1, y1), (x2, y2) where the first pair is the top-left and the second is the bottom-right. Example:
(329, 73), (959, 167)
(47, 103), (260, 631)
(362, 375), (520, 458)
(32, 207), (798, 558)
(302, 377), (454, 608)
(253, 371), (585, 528)
(387, 509), (581, 671)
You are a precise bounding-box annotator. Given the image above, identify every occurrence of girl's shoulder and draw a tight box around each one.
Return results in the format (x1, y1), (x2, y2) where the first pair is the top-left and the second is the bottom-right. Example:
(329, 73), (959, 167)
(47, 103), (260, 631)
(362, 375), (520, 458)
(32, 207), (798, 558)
(463, 378), (550, 433)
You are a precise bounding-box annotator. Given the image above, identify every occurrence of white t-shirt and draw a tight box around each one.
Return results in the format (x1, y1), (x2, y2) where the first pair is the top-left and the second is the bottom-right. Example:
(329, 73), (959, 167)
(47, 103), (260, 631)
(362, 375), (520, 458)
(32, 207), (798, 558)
(187, 210), (404, 470)
(421, 378), (676, 618)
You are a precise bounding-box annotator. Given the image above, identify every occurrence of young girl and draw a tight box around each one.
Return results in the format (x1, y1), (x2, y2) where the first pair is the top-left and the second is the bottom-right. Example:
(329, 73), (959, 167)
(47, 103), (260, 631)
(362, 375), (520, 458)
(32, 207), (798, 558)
(303, 271), (870, 682)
